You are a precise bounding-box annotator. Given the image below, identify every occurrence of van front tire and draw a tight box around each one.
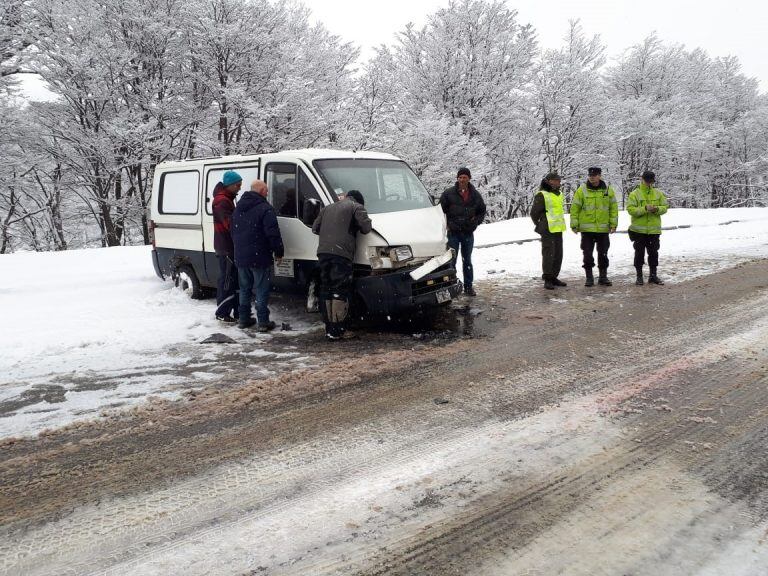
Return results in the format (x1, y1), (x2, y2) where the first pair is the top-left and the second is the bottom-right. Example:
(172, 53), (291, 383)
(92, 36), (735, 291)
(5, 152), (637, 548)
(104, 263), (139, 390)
(173, 264), (204, 299)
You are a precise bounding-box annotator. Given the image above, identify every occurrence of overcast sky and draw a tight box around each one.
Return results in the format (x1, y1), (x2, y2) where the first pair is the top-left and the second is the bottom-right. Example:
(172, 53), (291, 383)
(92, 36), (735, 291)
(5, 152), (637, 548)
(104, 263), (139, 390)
(308, 0), (768, 92)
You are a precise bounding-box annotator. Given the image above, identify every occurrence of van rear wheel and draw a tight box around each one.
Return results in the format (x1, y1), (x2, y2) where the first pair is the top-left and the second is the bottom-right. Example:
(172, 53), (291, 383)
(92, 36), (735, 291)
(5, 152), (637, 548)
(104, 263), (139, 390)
(174, 264), (204, 299)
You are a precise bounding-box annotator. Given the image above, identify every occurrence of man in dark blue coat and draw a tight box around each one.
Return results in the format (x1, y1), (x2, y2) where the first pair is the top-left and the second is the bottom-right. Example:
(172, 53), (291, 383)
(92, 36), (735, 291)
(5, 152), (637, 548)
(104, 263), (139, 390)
(231, 179), (284, 331)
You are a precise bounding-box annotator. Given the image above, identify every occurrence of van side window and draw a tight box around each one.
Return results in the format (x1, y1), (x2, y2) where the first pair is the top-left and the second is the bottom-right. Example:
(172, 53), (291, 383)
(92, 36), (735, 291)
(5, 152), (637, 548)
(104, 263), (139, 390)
(159, 171), (199, 215)
(205, 165), (260, 214)
(298, 169), (323, 224)
(265, 163), (297, 218)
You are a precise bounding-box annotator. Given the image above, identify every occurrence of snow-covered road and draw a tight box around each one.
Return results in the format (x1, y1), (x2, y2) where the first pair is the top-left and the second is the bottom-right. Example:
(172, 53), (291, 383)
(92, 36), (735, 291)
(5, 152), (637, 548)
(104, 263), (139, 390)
(1, 259), (767, 575)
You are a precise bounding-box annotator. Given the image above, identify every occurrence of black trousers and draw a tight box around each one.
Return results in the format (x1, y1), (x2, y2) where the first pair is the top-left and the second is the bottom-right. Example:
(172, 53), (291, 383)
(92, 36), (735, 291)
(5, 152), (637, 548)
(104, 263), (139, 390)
(215, 254), (239, 318)
(629, 231), (660, 268)
(580, 232), (610, 270)
(318, 254), (354, 336)
(540, 233), (563, 280)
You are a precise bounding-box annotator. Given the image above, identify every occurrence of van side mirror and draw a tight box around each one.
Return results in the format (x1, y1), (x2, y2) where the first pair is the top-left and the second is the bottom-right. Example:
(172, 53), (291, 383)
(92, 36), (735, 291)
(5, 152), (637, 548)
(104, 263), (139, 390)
(302, 198), (322, 226)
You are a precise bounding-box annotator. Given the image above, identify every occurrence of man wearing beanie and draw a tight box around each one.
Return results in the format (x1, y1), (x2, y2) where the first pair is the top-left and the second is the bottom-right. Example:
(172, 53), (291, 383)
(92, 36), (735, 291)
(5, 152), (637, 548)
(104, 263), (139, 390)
(627, 170), (668, 285)
(212, 170), (243, 322)
(439, 167), (486, 297)
(570, 167), (618, 287)
(531, 172), (567, 290)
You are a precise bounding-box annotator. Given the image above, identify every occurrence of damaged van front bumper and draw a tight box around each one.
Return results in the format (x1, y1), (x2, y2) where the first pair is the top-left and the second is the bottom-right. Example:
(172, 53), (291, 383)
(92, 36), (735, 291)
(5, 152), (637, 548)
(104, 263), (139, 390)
(355, 258), (462, 318)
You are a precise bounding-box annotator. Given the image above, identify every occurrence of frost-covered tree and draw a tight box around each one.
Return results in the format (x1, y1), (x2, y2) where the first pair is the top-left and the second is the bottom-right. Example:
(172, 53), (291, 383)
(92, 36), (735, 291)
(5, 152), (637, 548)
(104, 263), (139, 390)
(381, 104), (494, 202)
(606, 35), (767, 208)
(185, 0), (357, 155)
(346, 47), (399, 152)
(0, 0), (32, 92)
(534, 21), (608, 201)
(27, 0), (191, 246)
(393, 0), (538, 217)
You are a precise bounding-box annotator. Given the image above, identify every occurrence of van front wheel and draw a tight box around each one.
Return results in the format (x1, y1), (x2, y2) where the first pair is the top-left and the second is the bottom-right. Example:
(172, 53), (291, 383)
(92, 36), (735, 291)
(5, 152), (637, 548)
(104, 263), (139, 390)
(173, 264), (204, 299)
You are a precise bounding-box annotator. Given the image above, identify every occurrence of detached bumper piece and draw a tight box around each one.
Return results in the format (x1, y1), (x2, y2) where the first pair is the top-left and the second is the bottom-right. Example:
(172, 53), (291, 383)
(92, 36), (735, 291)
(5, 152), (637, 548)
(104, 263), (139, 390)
(355, 264), (461, 318)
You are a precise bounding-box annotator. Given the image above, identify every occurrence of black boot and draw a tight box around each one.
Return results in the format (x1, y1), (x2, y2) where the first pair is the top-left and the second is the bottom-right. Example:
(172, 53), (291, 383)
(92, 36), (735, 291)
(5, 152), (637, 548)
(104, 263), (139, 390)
(584, 268), (594, 287)
(648, 267), (664, 285)
(598, 269), (612, 286)
(552, 278), (567, 287)
(544, 279), (555, 290)
(635, 267), (644, 286)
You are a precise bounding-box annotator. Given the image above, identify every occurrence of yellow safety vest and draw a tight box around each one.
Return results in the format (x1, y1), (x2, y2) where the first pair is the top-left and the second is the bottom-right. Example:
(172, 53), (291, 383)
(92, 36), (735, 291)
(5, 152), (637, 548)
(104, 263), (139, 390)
(538, 190), (566, 233)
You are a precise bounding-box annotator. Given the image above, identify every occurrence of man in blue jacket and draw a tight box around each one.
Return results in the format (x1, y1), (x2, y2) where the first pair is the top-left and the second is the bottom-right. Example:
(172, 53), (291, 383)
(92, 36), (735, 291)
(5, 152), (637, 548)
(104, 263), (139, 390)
(231, 180), (285, 331)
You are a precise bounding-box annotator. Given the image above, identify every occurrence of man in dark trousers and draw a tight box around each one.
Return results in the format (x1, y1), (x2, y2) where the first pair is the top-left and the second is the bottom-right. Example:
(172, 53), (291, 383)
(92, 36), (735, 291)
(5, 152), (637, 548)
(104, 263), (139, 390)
(531, 172), (567, 290)
(231, 179), (284, 331)
(440, 167), (486, 297)
(570, 166), (619, 286)
(312, 190), (372, 340)
(627, 170), (668, 285)
(212, 170), (243, 322)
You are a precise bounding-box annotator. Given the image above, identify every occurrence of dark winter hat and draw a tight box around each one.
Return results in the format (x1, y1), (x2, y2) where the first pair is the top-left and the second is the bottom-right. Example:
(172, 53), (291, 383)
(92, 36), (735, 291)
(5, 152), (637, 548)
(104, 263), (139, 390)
(346, 189), (365, 205)
(587, 167), (602, 176)
(545, 172), (562, 181)
(641, 170), (656, 182)
(222, 170), (242, 187)
(456, 167), (472, 179)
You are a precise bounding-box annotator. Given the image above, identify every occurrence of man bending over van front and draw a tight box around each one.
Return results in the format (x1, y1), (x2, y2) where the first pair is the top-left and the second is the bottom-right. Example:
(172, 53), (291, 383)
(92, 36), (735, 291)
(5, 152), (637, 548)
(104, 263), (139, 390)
(232, 180), (284, 331)
(312, 190), (372, 340)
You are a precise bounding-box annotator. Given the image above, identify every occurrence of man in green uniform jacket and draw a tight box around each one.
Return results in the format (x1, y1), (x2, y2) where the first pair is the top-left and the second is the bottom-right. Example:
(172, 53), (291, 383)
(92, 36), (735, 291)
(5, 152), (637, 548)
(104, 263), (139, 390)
(531, 172), (567, 290)
(570, 166), (618, 287)
(627, 170), (668, 285)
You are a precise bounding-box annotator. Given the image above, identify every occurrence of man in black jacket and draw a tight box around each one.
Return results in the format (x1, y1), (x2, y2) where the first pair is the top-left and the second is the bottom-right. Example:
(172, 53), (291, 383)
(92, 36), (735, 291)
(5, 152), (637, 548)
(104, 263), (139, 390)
(231, 180), (284, 331)
(439, 167), (486, 297)
(312, 190), (372, 340)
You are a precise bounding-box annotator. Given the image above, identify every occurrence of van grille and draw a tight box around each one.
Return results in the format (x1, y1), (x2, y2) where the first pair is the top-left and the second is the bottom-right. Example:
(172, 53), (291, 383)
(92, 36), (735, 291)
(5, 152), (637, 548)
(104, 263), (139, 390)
(412, 272), (457, 296)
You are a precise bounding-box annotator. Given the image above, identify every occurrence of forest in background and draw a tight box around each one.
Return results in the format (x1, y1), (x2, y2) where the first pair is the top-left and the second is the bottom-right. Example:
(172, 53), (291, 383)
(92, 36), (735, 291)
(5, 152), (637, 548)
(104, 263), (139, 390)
(1, 0), (766, 252)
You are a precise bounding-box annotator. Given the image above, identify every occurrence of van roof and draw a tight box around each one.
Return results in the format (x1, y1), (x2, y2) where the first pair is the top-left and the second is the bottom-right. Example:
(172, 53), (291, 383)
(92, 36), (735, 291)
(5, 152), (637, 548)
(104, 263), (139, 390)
(156, 148), (401, 170)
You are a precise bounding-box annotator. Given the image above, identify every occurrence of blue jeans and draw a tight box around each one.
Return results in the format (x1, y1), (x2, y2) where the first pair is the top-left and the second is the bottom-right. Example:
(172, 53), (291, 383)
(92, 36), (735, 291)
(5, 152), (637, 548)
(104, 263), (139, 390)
(447, 232), (474, 289)
(238, 266), (272, 324)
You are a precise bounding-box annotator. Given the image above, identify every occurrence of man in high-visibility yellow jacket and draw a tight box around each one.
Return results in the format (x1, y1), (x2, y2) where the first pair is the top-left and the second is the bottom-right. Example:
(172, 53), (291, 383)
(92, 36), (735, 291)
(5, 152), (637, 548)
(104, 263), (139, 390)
(627, 170), (668, 285)
(570, 166), (618, 287)
(531, 172), (566, 290)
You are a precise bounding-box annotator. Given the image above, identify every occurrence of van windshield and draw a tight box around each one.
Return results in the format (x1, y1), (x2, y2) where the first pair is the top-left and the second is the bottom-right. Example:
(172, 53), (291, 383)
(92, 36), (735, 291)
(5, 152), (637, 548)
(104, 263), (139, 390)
(313, 159), (434, 214)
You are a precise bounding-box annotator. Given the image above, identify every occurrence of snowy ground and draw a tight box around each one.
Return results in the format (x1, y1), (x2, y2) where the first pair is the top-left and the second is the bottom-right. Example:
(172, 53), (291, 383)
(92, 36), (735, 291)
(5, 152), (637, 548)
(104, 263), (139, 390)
(0, 207), (766, 438)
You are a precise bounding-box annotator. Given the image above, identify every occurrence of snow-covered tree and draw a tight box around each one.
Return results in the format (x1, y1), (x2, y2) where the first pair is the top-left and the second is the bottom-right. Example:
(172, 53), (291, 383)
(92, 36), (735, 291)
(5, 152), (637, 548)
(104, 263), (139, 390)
(390, 0), (539, 218)
(534, 20), (609, 201)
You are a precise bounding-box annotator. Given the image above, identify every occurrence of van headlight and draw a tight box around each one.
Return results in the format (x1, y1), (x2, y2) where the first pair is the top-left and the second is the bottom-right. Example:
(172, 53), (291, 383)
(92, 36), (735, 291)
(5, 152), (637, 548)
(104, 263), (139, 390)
(389, 245), (413, 263)
(367, 245), (412, 269)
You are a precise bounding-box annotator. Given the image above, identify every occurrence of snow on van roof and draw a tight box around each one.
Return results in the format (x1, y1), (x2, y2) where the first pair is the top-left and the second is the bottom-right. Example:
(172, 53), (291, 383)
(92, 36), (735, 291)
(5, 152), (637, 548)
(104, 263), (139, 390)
(157, 148), (400, 169)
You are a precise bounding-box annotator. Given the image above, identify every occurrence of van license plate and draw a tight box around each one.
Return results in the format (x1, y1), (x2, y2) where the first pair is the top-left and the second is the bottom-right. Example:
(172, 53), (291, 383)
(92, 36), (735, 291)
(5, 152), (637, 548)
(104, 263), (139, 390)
(435, 289), (451, 303)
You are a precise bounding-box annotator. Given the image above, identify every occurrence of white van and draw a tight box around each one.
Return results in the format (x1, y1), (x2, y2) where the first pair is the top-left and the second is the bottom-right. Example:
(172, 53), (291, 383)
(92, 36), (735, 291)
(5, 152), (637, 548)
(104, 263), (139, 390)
(149, 149), (462, 317)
